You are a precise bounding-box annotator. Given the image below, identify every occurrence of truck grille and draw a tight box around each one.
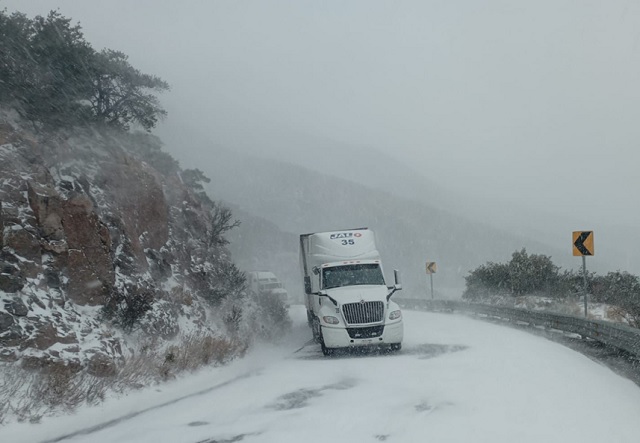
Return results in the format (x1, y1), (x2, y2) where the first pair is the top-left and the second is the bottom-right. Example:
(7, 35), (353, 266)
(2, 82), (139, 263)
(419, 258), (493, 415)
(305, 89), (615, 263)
(347, 325), (385, 339)
(342, 301), (384, 325)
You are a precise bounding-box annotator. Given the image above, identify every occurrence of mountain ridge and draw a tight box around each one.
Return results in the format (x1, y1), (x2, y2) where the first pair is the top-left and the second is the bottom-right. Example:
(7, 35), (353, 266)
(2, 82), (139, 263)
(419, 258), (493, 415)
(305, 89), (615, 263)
(194, 143), (567, 298)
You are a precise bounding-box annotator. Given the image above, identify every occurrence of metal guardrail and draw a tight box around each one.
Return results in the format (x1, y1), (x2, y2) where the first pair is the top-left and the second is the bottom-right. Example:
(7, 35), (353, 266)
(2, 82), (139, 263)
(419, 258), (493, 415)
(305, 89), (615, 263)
(397, 298), (640, 358)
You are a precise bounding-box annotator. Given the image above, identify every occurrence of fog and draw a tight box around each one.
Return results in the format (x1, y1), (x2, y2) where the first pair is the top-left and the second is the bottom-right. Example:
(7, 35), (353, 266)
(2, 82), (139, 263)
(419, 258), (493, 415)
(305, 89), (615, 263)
(5, 0), (640, 276)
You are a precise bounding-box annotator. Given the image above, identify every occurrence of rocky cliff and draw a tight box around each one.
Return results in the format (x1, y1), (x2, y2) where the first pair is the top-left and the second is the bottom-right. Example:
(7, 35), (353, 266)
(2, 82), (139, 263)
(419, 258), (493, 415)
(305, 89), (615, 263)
(0, 109), (246, 374)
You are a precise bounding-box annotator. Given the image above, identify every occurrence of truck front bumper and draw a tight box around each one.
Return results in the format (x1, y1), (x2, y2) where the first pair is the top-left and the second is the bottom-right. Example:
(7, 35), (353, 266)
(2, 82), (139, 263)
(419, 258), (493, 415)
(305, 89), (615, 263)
(321, 321), (403, 349)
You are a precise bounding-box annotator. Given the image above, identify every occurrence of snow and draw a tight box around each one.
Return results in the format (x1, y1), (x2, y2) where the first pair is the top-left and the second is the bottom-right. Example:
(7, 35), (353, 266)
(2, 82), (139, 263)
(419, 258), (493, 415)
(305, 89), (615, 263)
(3, 306), (640, 443)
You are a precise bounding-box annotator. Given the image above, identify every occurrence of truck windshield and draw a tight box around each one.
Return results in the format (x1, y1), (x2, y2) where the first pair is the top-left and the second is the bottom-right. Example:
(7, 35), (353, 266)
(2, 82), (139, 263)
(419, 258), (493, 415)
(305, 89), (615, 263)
(322, 264), (385, 289)
(259, 282), (282, 291)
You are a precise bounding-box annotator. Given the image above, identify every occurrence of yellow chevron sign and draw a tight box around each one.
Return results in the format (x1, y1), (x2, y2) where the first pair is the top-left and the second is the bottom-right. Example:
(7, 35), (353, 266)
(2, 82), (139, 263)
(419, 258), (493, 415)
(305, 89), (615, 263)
(572, 231), (594, 256)
(425, 262), (437, 274)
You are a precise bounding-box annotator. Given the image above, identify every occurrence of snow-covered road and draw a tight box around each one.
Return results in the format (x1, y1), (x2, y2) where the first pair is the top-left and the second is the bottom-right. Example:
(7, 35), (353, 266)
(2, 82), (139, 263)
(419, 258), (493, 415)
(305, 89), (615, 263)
(6, 306), (640, 443)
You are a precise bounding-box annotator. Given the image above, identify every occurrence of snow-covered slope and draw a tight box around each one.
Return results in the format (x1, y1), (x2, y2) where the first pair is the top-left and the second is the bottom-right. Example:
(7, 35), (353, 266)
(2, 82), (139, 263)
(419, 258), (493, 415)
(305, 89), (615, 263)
(0, 113), (246, 378)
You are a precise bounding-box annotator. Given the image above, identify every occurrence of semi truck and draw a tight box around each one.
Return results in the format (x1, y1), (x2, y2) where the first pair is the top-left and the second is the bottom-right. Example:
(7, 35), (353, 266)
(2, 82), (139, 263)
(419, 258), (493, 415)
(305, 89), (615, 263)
(246, 271), (289, 307)
(299, 228), (403, 355)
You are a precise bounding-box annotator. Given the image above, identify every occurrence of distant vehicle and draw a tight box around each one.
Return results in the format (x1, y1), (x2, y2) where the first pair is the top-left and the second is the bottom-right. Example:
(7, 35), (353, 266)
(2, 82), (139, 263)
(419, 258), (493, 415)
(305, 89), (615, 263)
(246, 271), (289, 307)
(299, 227), (403, 355)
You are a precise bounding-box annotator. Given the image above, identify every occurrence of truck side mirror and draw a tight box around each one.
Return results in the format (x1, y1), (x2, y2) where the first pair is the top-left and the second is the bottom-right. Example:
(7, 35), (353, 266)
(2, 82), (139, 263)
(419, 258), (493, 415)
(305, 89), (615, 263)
(304, 276), (312, 294)
(394, 269), (402, 290)
(387, 269), (402, 301)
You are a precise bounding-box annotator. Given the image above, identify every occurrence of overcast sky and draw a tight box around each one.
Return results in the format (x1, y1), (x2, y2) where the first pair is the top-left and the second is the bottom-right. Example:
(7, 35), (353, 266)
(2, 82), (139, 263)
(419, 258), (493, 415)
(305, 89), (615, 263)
(4, 1), (640, 239)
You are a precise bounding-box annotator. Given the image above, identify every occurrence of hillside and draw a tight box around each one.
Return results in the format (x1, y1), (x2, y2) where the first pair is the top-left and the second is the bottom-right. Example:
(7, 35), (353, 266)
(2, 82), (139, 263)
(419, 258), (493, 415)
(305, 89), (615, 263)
(164, 117), (636, 280)
(0, 108), (297, 423)
(196, 145), (566, 298)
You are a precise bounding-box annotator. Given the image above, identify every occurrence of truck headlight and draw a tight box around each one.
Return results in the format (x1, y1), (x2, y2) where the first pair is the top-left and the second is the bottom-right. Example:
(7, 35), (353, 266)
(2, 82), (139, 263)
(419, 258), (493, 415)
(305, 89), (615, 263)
(323, 316), (340, 325)
(389, 310), (402, 320)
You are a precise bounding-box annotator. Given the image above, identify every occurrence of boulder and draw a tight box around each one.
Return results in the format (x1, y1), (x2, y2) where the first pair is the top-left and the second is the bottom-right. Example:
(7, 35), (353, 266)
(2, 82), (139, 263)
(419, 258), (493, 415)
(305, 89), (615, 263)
(31, 323), (58, 350)
(0, 311), (22, 346)
(0, 349), (17, 362)
(44, 268), (62, 289)
(4, 298), (28, 316)
(0, 311), (15, 331)
(0, 260), (18, 274)
(63, 345), (80, 353)
(41, 239), (68, 255)
(28, 294), (46, 310)
(28, 323), (76, 350)
(0, 198), (21, 228)
(65, 250), (110, 305)
(27, 182), (65, 241)
(98, 161), (169, 266)
(0, 250), (19, 265)
(59, 195), (114, 305)
(0, 274), (24, 293)
(3, 227), (41, 265)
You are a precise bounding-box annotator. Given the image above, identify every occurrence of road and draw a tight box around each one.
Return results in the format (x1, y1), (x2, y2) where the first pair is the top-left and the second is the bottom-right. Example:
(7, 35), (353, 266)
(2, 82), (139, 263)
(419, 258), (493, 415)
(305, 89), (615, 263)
(8, 306), (640, 443)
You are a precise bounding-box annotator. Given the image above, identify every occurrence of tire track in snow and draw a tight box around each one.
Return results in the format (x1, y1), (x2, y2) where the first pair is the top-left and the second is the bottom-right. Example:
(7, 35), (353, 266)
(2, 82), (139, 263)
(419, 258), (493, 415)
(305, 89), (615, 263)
(41, 370), (260, 443)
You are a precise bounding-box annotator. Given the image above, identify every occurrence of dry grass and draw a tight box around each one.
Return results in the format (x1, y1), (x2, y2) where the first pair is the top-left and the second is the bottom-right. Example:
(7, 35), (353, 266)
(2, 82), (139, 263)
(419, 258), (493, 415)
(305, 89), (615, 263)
(0, 333), (246, 425)
(0, 362), (109, 425)
(606, 305), (640, 328)
(160, 334), (246, 380)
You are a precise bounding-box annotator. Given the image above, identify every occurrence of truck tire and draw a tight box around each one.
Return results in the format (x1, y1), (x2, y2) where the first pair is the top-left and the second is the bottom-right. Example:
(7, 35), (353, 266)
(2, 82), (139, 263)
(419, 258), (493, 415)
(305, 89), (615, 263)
(390, 343), (402, 352)
(312, 318), (322, 343)
(313, 319), (334, 356)
(307, 310), (314, 328)
(321, 339), (335, 356)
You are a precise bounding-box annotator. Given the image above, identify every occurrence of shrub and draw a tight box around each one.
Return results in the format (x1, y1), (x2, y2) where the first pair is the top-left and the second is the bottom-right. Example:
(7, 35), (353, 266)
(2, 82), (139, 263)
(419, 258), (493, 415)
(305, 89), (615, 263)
(102, 285), (154, 332)
(596, 271), (640, 327)
(198, 260), (246, 306)
(463, 250), (640, 328)
(160, 334), (244, 379)
(0, 362), (108, 424)
(0, 332), (246, 425)
(463, 249), (560, 300)
(244, 290), (292, 342)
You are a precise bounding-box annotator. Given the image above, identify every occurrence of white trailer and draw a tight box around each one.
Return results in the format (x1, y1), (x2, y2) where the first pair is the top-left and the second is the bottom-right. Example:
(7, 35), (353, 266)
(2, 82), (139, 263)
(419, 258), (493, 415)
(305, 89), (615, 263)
(299, 228), (403, 355)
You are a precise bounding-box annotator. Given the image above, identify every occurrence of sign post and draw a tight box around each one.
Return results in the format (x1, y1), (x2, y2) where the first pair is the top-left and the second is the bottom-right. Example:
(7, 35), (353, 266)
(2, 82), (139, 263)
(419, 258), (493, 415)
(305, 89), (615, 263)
(425, 262), (437, 300)
(572, 231), (594, 318)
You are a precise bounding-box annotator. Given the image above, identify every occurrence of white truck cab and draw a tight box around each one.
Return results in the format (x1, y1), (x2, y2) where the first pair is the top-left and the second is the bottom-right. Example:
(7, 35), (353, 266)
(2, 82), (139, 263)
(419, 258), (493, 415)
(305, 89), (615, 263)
(300, 228), (403, 355)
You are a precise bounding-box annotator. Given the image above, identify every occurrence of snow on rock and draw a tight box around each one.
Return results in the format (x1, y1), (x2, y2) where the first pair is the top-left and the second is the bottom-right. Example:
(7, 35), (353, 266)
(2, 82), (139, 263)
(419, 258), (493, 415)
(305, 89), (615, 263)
(0, 112), (244, 374)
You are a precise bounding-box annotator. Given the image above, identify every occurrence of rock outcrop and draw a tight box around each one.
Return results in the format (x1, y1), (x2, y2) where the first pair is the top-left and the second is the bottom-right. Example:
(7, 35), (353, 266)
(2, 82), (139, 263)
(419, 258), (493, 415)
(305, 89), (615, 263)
(0, 113), (244, 368)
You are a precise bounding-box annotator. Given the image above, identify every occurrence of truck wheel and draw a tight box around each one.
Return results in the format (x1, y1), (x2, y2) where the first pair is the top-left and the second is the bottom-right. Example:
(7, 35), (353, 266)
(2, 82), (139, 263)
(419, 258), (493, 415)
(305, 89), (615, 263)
(315, 322), (334, 356)
(312, 318), (322, 343)
(307, 310), (314, 328)
(321, 338), (334, 356)
(390, 343), (402, 352)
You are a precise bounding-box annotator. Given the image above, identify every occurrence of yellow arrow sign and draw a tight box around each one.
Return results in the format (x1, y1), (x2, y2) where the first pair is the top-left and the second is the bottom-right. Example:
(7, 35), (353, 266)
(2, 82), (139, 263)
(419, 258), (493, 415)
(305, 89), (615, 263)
(572, 231), (594, 256)
(425, 262), (437, 274)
